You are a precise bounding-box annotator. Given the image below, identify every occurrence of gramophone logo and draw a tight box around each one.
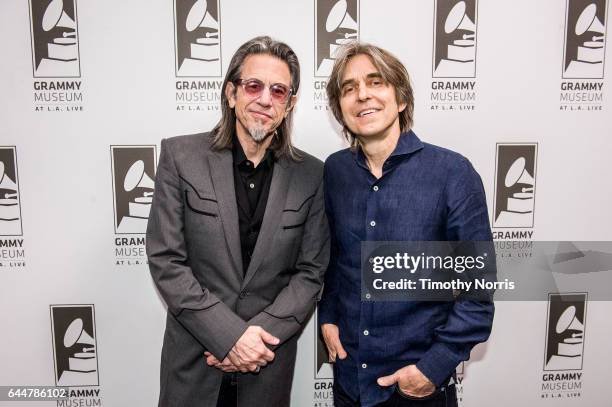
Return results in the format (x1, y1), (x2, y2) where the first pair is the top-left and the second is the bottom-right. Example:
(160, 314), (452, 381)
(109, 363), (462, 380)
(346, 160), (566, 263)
(544, 293), (587, 371)
(493, 143), (537, 229)
(111, 146), (157, 234)
(50, 304), (98, 386)
(433, 0), (478, 78)
(0, 147), (22, 236)
(562, 0), (608, 79)
(29, 0), (80, 78)
(174, 0), (221, 77)
(315, 0), (359, 77)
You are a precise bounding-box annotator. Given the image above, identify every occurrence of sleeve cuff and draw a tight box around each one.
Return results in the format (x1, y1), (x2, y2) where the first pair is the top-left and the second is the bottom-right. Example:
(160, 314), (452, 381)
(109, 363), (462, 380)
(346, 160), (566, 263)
(416, 342), (461, 388)
(248, 311), (303, 347)
(317, 300), (337, 326)
(177, 303), (248, 360)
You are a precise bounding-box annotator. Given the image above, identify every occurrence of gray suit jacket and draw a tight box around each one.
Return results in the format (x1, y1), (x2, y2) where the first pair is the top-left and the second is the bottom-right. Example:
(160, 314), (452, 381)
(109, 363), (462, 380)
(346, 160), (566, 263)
(146, 133), (329, 407)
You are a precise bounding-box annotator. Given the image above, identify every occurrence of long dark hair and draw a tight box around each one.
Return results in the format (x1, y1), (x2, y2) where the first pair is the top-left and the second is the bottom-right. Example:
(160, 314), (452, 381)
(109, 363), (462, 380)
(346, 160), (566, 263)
(211, 36), (302, 160)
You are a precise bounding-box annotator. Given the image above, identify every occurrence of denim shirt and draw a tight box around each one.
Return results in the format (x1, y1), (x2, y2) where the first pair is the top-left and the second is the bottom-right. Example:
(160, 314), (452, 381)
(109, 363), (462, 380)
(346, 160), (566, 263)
(318, 131), (494, 407)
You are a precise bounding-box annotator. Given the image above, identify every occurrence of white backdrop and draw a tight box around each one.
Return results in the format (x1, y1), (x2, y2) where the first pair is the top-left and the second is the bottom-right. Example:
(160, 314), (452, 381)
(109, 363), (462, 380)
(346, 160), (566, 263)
(0, 0), (611, 406)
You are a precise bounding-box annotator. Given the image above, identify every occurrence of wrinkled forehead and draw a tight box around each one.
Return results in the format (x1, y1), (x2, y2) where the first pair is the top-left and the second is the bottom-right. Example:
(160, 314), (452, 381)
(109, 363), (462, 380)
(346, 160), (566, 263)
(239, 54), (292, 85)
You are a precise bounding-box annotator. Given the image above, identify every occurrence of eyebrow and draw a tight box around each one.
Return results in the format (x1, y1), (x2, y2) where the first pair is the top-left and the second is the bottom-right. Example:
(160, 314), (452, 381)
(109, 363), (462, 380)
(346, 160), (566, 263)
(340, 72), (384, 89)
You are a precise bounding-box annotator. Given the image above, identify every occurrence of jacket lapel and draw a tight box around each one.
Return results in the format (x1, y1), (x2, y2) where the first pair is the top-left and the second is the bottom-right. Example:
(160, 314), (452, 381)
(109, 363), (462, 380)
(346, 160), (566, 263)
(208, 148), (244, 277)
(242, 157), (293, 288)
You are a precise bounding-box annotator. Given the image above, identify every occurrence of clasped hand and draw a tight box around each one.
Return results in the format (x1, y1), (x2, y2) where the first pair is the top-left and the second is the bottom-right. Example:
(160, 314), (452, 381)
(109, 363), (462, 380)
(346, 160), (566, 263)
(204, 326), (279, 373)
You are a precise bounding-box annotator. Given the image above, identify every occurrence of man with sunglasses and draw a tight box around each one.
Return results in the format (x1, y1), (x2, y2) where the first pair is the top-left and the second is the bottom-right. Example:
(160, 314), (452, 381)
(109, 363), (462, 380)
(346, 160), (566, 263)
(147, 36), (329, 407)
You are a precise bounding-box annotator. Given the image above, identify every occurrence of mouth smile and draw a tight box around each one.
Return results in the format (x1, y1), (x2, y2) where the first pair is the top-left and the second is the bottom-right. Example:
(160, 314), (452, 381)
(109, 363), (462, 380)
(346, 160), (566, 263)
(356, 108), (380, 117)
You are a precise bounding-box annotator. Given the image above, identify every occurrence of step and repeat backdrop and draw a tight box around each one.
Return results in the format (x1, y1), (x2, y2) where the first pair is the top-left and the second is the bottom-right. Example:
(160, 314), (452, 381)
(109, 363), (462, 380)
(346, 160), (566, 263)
(1, 0), (611, 406)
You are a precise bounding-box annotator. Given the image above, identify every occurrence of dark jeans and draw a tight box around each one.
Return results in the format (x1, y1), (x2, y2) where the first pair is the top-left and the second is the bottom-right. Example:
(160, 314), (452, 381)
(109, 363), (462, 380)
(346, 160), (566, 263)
(216, 372), (237, 407)
(333, 381), (458, 407)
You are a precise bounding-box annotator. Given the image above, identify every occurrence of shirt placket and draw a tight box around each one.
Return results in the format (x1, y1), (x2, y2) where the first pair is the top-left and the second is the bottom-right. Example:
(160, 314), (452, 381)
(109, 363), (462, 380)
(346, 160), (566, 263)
(358, 171), (382, 402)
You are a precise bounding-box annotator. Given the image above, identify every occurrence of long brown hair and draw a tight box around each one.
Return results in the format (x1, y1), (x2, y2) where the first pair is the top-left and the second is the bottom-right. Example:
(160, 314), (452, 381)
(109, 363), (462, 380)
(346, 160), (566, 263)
(211, 36), (302, 160)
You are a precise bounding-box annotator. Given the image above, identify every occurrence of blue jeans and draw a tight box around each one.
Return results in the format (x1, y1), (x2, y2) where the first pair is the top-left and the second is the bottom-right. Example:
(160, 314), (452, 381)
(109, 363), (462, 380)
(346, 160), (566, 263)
(333, 381), (458, 407)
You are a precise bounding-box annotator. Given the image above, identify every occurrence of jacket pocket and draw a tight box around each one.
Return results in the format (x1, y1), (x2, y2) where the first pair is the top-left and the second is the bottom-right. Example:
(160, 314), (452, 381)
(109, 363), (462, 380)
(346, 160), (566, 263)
(281, 192), (315, 230)
(184, 190), (219, 217)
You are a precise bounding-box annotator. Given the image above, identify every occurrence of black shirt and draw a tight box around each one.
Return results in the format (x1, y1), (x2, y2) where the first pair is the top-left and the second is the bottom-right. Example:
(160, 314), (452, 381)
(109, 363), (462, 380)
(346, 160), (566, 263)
(232, 137), (275, 274)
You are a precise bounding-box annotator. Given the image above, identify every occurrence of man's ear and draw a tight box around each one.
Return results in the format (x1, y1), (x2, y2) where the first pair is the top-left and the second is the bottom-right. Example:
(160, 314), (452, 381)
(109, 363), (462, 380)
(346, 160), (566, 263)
(398, 102), (407, 113)
(284, 95), (297, 117)
(225, 82), (236, 108)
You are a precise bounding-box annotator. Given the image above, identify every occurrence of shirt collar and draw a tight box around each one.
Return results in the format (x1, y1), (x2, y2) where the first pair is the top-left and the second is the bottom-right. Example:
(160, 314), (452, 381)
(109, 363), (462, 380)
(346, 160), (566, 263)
(354, 130), (424, 169)
(232, 133), (275, 169)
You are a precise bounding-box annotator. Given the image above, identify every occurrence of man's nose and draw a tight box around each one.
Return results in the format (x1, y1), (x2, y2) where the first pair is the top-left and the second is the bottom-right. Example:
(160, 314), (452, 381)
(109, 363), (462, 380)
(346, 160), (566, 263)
(257, 86), (273, 106)
(357, 82), (370, 101)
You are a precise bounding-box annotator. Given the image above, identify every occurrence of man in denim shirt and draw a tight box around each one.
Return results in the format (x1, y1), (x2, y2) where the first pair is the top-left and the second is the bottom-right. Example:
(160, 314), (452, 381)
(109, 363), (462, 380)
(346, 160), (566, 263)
(318, 42), (494, 407)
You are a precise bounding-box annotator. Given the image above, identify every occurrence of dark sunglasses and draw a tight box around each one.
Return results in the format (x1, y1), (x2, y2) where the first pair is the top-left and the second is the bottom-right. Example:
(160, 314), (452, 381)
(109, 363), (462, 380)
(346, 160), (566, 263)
(234, 78), (293, 103)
